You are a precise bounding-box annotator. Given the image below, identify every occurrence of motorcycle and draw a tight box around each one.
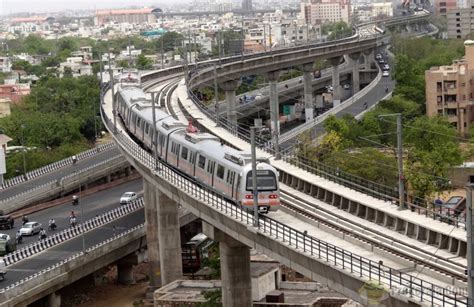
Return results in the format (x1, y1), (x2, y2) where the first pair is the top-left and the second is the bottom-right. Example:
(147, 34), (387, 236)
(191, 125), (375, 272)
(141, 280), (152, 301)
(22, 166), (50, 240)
(72, 195), (78, 206)
(48, 223), (57, 231)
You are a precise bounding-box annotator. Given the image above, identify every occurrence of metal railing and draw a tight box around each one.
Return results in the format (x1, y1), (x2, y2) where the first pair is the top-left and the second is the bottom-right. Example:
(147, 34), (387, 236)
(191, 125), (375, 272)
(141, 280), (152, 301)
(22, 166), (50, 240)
(101, 100), (467, 306)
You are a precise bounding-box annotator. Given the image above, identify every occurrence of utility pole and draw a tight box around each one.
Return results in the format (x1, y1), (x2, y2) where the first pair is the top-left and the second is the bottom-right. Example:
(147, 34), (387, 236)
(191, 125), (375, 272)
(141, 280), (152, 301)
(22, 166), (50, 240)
(263, 24), (267, 52)
(107, 48), (116, 133)
(99, 51), (103, 85)
(214, 63), (219, 127)
(466, 183), (474, 306)
(379, 113), (404, 209)
(161, 13), (165, 69)
(217, 30), (222, 62)
(151, 92), (159, 169)
(128, 35), (132, 67)
(250, 127), (259, 227)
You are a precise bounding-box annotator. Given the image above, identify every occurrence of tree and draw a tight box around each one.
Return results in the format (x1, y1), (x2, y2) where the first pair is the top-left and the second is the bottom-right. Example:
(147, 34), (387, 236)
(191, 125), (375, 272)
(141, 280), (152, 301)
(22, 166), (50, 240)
(136, 54), (153, 70)
(155, 31), (185, 52)
(404, 116), (463, 199)
(321, 21), (352, 40)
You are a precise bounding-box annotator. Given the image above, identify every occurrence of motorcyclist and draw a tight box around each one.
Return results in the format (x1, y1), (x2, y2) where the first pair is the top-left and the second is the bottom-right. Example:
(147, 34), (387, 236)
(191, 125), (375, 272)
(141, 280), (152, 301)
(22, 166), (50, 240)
(72, 195), (78, 206)
(48, 218), (57, 231)
(363, 102), (368, 110)
(385, 86), (389, 93)
(22, 215), (28, 225)
(70, 216), (77, 228)
(16, 230), (22, 244)
(39, 228), (47, 240)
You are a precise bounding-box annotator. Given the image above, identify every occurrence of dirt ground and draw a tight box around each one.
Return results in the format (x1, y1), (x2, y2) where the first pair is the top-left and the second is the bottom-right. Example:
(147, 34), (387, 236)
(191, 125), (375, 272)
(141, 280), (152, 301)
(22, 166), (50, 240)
(64, 263), (150, 307)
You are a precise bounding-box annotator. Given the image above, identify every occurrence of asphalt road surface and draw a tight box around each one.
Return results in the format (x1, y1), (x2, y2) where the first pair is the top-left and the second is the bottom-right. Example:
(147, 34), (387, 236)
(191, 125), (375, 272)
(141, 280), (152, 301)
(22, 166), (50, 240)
(0, 179), (143, 248)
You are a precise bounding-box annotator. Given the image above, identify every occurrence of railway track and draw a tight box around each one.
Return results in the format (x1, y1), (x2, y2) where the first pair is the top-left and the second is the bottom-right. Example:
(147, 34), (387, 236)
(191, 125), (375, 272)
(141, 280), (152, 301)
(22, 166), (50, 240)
(142, 75), (468, 292)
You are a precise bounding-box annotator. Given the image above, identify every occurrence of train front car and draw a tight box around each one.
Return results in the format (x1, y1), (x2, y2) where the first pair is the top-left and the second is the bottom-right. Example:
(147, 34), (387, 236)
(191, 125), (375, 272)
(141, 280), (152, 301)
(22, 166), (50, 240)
(240, 162), (280, 213)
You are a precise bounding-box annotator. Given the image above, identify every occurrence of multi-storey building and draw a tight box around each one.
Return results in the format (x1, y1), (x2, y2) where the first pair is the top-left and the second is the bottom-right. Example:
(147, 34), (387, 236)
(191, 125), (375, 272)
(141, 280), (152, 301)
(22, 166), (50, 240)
(425, 41), (474, 135)
(447, 8), (474, 38)
(435, 0), (458, 16)
(301, 0), (351, 25)
(94, 9), (156, 26)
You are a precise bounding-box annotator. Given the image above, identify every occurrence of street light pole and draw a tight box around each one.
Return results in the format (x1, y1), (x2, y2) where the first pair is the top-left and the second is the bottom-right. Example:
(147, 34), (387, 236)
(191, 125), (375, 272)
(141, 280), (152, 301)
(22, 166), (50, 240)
(20, 124), (27, 179)
(214, 63), (219, 127)
(107, 48), (116, 133)
(250, 127), (259, 227)
(161, 14), (165, 69)
(379, 113), (404, 209)
(466, 183), (474, 306)
(73, 156), (86, 253)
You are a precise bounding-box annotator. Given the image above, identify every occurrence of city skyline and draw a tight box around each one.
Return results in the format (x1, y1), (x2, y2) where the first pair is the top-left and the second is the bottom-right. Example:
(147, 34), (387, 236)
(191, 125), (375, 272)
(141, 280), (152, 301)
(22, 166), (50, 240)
(1, 0), (189, 14)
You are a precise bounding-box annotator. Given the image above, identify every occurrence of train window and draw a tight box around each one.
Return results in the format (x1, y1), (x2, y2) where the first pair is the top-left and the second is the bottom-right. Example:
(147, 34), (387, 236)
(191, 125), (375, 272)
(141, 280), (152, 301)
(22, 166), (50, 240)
(226, 171), (235, 184)
(137, 117), (141, 127)
(171, 143), (180, 155)
(145, 123), (149, 135)
(198, 156), (206, 169)
(189, 152), (196, 164)
(181, 147), (189, 160)
(216, 164), (225, 179)
(246, 170), (277, 191)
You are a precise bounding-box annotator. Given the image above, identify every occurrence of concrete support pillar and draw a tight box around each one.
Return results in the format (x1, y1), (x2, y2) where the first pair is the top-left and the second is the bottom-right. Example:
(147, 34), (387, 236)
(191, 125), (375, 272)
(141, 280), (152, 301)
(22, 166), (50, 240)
(117, 261), (135, 285)
(349, 52), (361, 94)
(329, 56), (342, 106)
(267, 70), (280, 158)
(143, 179), (161, 288)
(221, 80), (240, 132)
(157, 189), (183, 285)
(363, 49), (374, 70)
(203, 222), (251, 307)
(47, 292), (61, 307)
(302, 63), (314, 122)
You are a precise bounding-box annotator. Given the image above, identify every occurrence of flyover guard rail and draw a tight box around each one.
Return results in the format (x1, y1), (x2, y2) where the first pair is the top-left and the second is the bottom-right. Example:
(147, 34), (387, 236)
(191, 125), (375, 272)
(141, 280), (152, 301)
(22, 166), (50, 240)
(101, 98), (467, 306)
(0, 142), (116, 190)
(0, 154), (128, 214)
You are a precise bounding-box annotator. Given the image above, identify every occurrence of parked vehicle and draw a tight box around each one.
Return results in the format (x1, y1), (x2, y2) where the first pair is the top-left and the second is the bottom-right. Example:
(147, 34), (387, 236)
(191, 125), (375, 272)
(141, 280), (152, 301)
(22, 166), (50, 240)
(20, 222), (41, 236)
(0, 215), (14, 230)
(120, 192), (138, 205)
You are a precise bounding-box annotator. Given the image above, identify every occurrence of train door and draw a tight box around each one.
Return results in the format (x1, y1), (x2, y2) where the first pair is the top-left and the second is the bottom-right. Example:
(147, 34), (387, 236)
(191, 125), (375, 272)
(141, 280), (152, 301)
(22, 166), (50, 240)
(207, 160), (215, 187)
(226, 171), (236, 198)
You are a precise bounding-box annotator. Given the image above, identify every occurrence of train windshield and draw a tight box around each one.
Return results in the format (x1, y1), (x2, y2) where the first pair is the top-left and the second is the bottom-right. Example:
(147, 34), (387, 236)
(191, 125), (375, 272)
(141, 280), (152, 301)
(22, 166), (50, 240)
(246, 170), (277, 191)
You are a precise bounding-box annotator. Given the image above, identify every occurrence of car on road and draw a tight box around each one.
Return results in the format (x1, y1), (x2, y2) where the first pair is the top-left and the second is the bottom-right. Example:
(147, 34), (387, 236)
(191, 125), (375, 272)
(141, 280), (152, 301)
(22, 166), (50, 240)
(120, 192), (138, 205)
(382, 64), (390, 71)
(0, 258), (5, 281)
(0, 215), (14, 230)
(382, 71), (390, 77)
(19, 222), (41, 236)
(343, 84), (351, 90)
(0, 234), (15, 256)
(378, 58), (385, 64)
(376, 53), (382, 60)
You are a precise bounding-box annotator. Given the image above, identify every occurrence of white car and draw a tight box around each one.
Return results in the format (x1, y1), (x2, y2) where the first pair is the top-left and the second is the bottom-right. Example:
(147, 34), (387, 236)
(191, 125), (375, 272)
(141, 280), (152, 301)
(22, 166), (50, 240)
(382, 64), (390, 71)
(382, 71), (390, 77)
(20, 222), (41, 236)
(120, 192), (138, 205)
(375, 53), (382, 60)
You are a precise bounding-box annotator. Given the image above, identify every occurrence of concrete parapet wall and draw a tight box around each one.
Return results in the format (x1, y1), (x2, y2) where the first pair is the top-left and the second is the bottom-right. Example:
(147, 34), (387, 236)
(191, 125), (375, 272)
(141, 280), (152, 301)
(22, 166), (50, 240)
(0, 226), (145, 307)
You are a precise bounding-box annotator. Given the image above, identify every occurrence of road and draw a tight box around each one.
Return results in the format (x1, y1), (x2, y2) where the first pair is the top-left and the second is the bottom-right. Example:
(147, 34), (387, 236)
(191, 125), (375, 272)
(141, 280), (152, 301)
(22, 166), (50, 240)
(0, 147), (122, 202)
(281, 50), (395, 147)
(2, 209), (144, 286)
(0, 179), (143, 248)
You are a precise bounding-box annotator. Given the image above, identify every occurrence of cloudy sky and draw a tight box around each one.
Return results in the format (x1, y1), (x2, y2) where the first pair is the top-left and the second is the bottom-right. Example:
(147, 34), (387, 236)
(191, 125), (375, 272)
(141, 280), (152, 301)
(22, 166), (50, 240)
(1, 0), (186, 14)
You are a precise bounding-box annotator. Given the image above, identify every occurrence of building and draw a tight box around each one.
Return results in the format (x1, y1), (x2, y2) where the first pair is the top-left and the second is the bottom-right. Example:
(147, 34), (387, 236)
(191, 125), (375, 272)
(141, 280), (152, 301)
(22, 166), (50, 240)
(0, 57), (11, 73)
(0, 84), (30, 103)
(425, 40), (474, 135)
(447, 8), (474, 38)
(301, 0), (351, 25)
(0, 134), (12, 185)
(242, 0), (253, 11)
(435, 0), (458, 16)
(58, 57), (93, 78)
(0, 98), (11, 118)
(153, 261), (348, 306)
(94, 8), (156, 26)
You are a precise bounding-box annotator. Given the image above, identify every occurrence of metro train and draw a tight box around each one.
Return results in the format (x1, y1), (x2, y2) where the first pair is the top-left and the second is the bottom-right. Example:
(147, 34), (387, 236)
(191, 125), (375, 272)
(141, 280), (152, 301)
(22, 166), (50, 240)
(116, 85), (280, 213)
